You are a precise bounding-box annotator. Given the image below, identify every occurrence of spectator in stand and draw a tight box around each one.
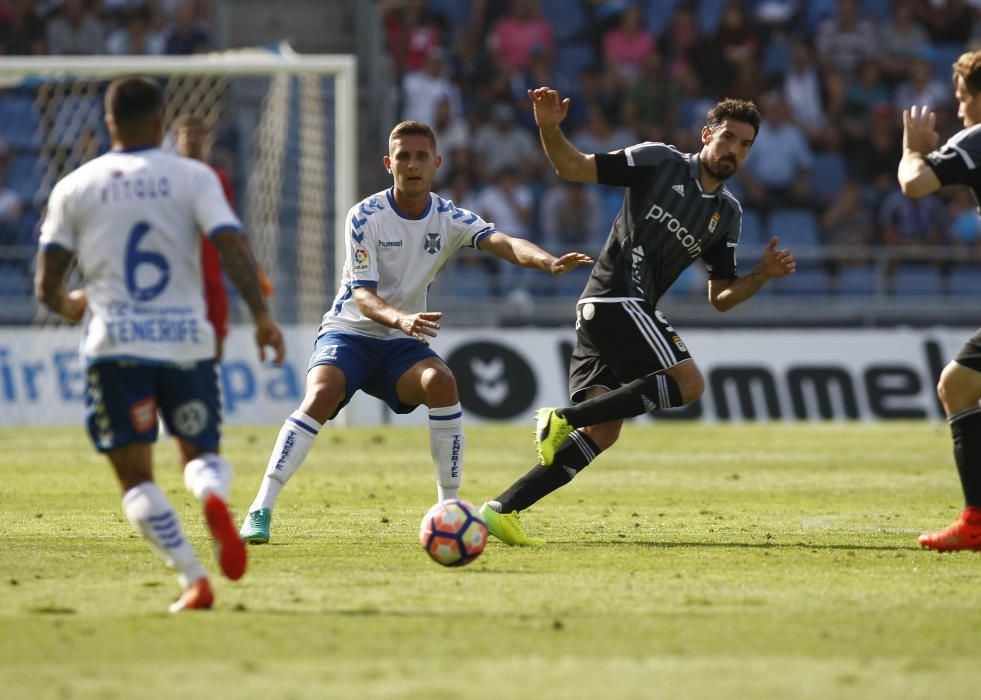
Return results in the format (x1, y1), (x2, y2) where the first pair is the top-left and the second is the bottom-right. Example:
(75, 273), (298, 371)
(820, 181), (874, 268)
(878, 0), (931, 85)
(383, 0), (442, 77)
(46, 0), (106, 55)
(164, 0), (210, 55)
(815, 0), (878, 77)
(878, 187), (947, 253)
(431, 96), (470, 187)
(572, 103), (636, 156)
(661, 5), (699, 78)
(694, 2), (760, 97)
(894, 53), (951, 113)
(488, 0), (554, 74)
(0, 0), (46, 55)
(739, 91), (814, 213)
(106, 6), (165, 55)
(622, 52), (680, 143)
(602, 4), (654, 83)
(438, 167), (503, 296)
(402, 46), (462, 128)
(475, 166), (534, 242)
(783, 41), (826, 143)
(852, 105), (904, 201)
(472, 102), (538, 180)
(913, 0), (973, 45)
(947, 188), (981, 262)
(842, 60), (891, 149)
(539, 180), (604, 252)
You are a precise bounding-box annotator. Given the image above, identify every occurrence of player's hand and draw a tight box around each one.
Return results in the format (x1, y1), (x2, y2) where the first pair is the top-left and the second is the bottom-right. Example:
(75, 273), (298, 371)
(760, 237), (796, 278)
(903, 104), (939, 155)
(254, 313), (286, 365)
(398, 311), (442, 345)
(528, 87), (570, 129)
(548, 252), (594, 276)
(64, 288), (87, 323)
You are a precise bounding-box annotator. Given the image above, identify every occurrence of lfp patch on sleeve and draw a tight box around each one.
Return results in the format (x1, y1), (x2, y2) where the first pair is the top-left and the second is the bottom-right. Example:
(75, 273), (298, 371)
(354, 246), (369, 273)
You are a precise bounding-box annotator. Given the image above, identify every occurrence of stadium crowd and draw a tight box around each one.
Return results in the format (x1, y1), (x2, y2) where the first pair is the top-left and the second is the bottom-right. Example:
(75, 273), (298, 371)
(384, 0), (981, 298)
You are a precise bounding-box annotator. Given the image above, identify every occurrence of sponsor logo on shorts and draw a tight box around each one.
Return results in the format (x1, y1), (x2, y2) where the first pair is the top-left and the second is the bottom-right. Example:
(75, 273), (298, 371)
(173, 400), (208, 437)
(130, 397), (157, 433)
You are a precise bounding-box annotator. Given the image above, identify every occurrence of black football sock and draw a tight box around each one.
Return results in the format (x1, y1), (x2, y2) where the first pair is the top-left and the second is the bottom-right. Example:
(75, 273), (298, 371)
(494, 431), (600, 512)
(559, 372), (683, 427)
(950, 407), (981, 507)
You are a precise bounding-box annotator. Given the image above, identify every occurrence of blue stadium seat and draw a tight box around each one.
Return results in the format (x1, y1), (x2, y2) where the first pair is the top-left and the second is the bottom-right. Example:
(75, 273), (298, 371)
(425, 0), (472, 34)
(646, 0), (683, 37)
(539, 0), (587, 41)
(552, 265), (592, 298)
(891, 264), (945, 297)
(697, 0), (728, 36)
(860, 0), (893, 21)
(932, 43), (965, 82)
(739, 208), (764, 246)
(0, 261), (33, 297)
(802, 0), (838, 37)
(760, 36), (792, 79)
(554, 43), (597, 93)
(6, 154), (42, 205)
(809, 153), (847, 204)
(768, 208), (821, 249)
(446, 260), (498, 299)
(771, 266), (831, 297)
(600, 187), (623, 229)
(835, 265), (879, 297)
(0, 94), (40, 148)
(947, 265), (981, 297)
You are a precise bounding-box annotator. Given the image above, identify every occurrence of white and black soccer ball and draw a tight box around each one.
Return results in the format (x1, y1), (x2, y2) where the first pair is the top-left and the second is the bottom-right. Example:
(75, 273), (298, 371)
(419, 498), (487, 567)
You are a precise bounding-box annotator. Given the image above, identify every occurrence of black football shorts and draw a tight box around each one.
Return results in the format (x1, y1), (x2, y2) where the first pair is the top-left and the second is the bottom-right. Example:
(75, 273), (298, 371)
(567, 298), (692, 403)
(955, 327), (981, 373)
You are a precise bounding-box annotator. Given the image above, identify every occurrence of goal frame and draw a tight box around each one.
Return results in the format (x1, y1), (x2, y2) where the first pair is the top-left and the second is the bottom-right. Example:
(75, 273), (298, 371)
(0, 49), (357, 324)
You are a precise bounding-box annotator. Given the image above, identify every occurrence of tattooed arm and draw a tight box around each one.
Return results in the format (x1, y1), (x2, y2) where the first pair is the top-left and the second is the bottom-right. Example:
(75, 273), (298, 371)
(211, 229), (286, 363)
(35, 246), (86, 322)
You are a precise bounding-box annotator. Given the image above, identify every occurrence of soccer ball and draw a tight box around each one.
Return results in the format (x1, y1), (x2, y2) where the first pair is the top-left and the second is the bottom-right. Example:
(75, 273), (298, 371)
(419, 498), (487, 567)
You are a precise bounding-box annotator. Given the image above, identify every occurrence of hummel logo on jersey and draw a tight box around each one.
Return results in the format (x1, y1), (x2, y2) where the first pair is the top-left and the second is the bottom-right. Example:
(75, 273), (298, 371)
(672, 184), (685, 197)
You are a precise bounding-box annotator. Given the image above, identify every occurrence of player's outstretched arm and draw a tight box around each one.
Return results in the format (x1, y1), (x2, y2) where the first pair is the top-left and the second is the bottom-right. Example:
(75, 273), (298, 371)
(352, 287), (442, 345)
(708, 237), (796, 312)
(479, 231), (593, 274)
(35, 246), (86, 322)
(898, 105), (942, 199)
(212, 229), (285, 363)
(528, 87), (598, 184)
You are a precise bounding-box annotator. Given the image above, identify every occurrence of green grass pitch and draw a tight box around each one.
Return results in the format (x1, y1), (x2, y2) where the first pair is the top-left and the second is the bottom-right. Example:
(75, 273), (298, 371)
(3, 422), (981, 699)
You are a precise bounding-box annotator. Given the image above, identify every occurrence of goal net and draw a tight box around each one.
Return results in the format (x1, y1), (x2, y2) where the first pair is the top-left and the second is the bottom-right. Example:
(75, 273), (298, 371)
(0, 46), (356, 326)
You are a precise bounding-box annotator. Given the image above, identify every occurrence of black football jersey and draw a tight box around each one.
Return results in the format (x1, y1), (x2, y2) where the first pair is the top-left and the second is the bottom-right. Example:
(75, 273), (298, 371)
(581, 142), (743, 307)
(924, 123), (981, 210)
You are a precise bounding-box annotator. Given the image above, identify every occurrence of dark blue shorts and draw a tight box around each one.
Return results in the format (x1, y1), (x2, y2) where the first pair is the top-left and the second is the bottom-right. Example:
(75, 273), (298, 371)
(308, 331), (439, 418)
(85, 359), (221, 453)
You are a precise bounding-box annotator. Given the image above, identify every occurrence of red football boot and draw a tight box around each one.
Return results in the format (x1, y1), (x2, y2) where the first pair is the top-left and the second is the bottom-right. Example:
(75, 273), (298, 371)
(919, 507), (981, 551)
(203, 492), (247, 580)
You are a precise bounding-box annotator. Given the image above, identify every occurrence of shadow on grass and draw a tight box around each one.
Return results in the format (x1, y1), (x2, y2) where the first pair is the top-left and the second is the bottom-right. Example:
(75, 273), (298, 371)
(555, 540), (918, 552)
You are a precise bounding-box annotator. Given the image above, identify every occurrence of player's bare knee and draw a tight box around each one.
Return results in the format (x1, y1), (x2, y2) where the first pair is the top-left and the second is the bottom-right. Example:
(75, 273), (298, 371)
(421, 366), (458, 405)
(584, 420), (622, 451)
(303, 384), (343, 423)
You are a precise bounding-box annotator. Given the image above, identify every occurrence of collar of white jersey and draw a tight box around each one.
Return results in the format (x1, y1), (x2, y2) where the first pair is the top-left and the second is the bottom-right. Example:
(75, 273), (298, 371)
(386, 187), (433, 220)
(111, 145), (160, 154)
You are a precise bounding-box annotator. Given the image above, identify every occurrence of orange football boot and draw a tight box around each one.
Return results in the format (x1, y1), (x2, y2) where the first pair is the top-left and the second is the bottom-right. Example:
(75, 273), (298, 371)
(919, 507), (981, 551)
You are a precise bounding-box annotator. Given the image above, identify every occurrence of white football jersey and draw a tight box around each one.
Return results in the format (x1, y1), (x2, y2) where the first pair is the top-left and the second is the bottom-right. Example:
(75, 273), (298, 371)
(39, 147), (241, 363)
(320, 188), (496, 339)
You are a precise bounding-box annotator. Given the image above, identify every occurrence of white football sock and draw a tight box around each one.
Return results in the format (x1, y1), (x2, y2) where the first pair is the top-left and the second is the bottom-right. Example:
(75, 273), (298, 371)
(122, 482), (207, 589)
(249, 410), (322, 512)
(183, 452), (232, 501)
(429, 403), (465, 501)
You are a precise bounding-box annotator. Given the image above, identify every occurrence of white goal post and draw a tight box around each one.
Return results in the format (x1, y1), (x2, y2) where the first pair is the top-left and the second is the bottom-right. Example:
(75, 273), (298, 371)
(0, 47), (356, 326)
